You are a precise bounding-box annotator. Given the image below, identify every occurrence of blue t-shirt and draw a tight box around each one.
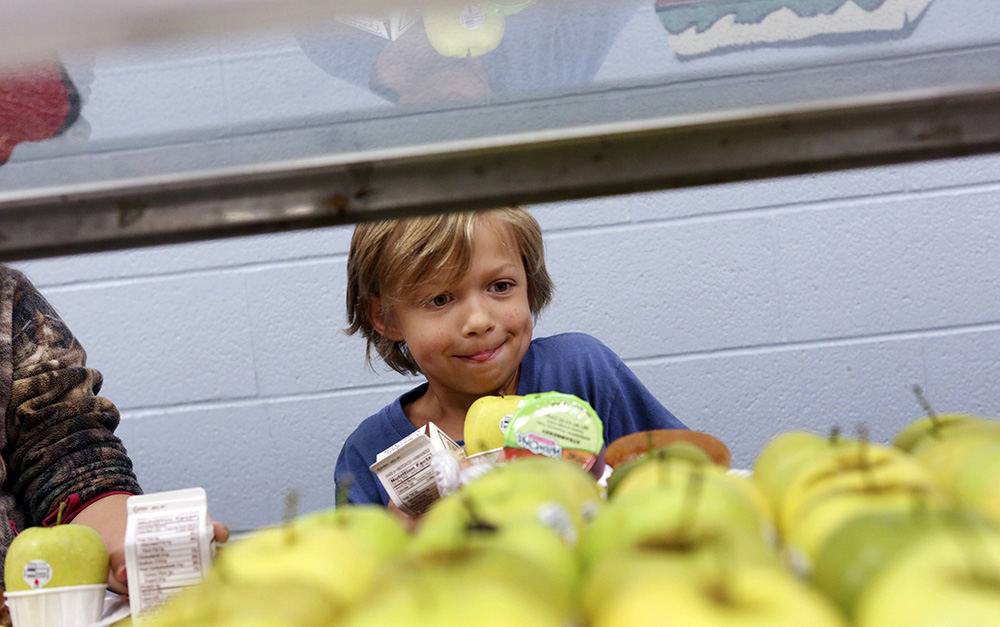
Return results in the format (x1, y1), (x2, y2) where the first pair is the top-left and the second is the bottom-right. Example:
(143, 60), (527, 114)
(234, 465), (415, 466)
(334, 332), (687, 506)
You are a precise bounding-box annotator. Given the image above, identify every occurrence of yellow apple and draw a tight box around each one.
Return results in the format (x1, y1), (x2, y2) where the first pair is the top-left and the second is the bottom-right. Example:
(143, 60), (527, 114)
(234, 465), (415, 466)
(341, 545), (571, 627)
(581, 537), (784, 621)
(778, 440), (936, 536)
(464, 394), (523, 455)
(209, 523), (379, 613)
(293, 503), (409, 561)
(752, 429), (853, 517)
(422, 3), (506, 59)
(141, 579), (337, 627)
(590, 559), (846, 627)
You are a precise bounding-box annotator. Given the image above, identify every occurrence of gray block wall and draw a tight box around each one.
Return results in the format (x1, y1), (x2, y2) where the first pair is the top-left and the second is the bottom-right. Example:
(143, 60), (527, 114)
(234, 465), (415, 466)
(14, 152), (1000, 531)
(5, 0), (1000, 531)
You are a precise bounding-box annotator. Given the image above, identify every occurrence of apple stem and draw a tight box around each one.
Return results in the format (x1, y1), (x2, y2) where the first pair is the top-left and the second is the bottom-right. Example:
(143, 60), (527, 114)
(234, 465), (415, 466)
(461, 496), (497, 534)
(912, 384), (941, 432)
(336, 474), (353, 508)
(283, 489), (299, 545)
(857, 423), (870, 467)
(709, 534), (737, 606)
(55, 500), (67, 526)
(675, 469), (705, 541)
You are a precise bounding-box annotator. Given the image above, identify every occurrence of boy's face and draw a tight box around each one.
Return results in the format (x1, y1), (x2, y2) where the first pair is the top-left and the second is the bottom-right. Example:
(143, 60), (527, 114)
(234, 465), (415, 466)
(378, 217), (533, 399)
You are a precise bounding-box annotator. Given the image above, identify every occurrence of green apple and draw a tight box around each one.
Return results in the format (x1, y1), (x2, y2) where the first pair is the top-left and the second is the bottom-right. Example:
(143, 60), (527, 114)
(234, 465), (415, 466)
(950, 439), (1000, 525)
(911, 419), (1000, 493)
(464, 393), (523, 455)
(811, 508), (997, 619)
(589, 557), (846, 627)
(892, 412), (987, 452)
(293, 503), (409, 561)
(778, 440), (935, 536)
(752, 429), (854, 517)
(422, 3), (506, 59)
(579, 467), (774, 571)
(610, 453), (774, 533)
(408, 497), (579, 613)
(606, 442), (713, 496)
(852, 516), (1000, 627)
(457, 456), (602, 543)
(210, 523), (380, 613)
(4, 523), (109, 591)
(781, 483), (951, 574)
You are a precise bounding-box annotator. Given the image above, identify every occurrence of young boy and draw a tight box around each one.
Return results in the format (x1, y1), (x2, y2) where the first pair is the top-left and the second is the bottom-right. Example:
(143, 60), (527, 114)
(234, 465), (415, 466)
(335, 207), (687, 510)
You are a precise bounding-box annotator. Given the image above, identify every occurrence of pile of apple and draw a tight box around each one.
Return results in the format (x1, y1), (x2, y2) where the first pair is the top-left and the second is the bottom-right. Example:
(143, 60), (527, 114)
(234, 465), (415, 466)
(139, 408), (1000, 626)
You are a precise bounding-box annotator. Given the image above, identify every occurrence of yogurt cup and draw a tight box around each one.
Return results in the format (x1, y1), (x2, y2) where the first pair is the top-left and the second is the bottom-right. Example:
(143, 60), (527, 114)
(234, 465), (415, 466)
(5, 583), (106, 627)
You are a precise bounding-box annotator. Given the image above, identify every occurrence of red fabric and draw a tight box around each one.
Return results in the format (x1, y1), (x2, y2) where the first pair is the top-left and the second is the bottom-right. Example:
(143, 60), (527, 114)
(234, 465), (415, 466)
(41, 491), (136, 527)
(0, 63), (74, 164)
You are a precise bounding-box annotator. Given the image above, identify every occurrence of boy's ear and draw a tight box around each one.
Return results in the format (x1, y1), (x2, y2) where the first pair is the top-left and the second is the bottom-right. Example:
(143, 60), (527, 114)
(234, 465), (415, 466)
(369, 296), (404, 342)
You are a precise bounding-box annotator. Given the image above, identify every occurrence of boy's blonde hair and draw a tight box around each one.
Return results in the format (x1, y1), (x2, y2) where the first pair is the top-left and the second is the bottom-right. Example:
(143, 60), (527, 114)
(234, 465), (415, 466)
(346, 207), (553, 375)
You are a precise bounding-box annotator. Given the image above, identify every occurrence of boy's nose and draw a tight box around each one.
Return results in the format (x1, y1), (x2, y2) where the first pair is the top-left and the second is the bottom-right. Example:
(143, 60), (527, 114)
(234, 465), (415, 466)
(462, 300), (495, 335)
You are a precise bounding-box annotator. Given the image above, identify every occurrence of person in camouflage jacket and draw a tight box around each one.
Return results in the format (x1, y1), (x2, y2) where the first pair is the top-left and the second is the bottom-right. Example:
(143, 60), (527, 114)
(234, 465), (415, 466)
(0, 265), (141, 592)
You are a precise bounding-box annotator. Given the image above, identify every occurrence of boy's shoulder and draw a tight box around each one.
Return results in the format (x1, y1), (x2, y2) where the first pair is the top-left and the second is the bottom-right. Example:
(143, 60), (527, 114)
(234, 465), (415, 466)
(530, 332), (615, 358)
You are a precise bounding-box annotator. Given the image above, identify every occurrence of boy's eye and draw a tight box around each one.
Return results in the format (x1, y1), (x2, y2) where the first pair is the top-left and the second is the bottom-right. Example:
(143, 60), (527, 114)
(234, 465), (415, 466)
(491, 281), (514, 294)
(428, 294), (452, 307)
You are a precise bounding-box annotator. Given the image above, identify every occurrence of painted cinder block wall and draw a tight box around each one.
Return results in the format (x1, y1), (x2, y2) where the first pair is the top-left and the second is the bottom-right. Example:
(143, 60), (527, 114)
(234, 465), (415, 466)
(14, 153), (1000, 532)
(7, 0), (1000, 531)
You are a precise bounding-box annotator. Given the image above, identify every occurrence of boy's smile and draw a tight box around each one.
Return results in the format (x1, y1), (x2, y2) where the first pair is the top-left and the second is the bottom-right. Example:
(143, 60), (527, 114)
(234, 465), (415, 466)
(376, 216), (534, 419)
(459, 345), (503, 362)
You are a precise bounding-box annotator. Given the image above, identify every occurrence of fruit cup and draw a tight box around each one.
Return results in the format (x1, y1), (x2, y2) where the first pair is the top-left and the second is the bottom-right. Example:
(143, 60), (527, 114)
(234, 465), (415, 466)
(5, 583), (106, 627)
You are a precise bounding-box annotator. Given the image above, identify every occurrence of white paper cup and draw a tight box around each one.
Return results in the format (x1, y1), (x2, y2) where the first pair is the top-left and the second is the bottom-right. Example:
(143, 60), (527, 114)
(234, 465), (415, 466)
(5, 583), (106, 627)
(466, 447), (504, 466)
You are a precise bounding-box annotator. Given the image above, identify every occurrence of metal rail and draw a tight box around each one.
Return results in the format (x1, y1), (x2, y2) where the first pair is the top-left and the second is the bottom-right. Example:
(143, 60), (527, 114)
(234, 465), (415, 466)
(1, 84), (999, 261)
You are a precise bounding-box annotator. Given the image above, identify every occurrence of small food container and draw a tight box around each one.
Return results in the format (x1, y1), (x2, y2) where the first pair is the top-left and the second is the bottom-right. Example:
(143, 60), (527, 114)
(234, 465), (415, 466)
(5, 583), (106, 627)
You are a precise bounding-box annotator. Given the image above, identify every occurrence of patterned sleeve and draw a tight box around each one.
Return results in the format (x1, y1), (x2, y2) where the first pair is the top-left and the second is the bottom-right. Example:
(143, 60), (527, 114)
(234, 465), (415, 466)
(3, 270), (141, 526)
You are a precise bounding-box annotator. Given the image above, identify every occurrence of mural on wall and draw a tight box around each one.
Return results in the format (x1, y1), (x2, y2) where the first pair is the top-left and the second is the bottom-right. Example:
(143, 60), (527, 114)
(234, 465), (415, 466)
(656, 0), (936, 58)
(296, 0), (642, 104)
(0, 60), (84, 165)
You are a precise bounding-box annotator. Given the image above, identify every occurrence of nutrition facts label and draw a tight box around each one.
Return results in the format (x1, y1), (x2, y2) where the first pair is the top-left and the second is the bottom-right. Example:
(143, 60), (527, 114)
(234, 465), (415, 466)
(125, 488), (214, 621)
(134, 511), (207, 587)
